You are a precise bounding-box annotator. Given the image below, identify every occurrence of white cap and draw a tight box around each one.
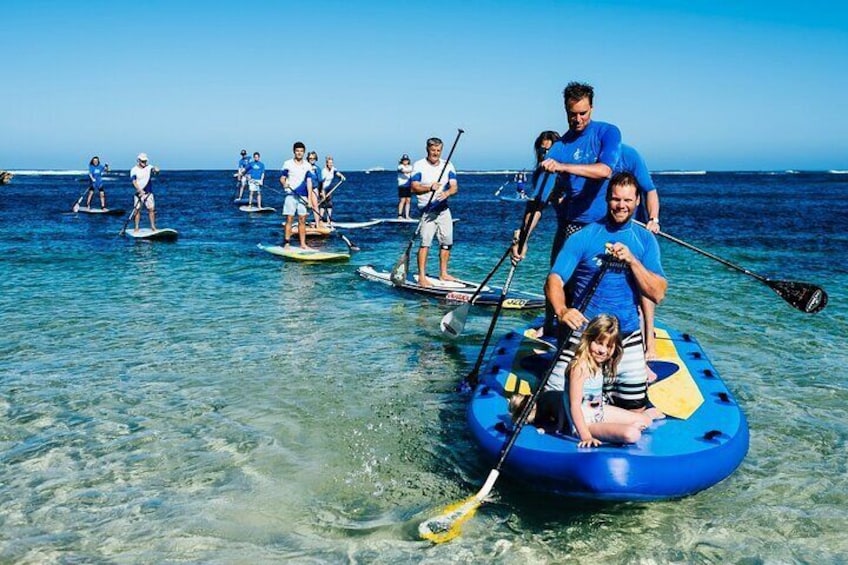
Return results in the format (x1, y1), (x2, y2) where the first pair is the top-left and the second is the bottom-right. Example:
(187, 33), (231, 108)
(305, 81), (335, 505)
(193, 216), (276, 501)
(137, 153), (149, 162)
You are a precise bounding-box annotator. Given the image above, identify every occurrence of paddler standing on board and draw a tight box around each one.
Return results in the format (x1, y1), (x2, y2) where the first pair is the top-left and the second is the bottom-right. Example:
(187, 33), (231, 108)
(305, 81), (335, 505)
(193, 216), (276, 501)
(280, 141), (316, 250)
(245, 151), (266, 209)
(235, 149), (250, 201)
(130, 153), (159, 233)
(410, 137), (459, 287)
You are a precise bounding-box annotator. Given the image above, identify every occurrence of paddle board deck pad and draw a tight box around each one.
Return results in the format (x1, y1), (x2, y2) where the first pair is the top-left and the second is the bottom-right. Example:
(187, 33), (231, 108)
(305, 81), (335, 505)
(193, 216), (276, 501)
(125, 228), (179, 241)
(257, 243), (350, 262)
(467, 318), (749, 500)
(76, 206), (126, 215)
(330, 219), (383, 229)
(356, 265), (544, 309)
(239, 205), (276, 213)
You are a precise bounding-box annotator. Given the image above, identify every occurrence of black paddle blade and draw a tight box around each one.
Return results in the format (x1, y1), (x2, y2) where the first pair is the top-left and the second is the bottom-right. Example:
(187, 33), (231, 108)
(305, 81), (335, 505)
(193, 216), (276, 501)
(767, 279), (828, 314)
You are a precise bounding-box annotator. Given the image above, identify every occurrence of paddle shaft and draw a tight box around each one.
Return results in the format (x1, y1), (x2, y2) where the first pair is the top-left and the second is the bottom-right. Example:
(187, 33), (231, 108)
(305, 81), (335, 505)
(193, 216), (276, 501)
(493, 260), (610, 471)
(466, 171), (547, 306)
(317, 178), (344, 207)
(462, 178), (549, 381)
(118, 192), (151, 236)
(393, 129), (464, 272)
(635, 220), (770, 283)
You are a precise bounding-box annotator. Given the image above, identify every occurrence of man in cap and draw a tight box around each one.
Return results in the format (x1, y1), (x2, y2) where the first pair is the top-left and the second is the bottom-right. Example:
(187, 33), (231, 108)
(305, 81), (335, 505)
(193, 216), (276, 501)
(130, 153), (157, 232)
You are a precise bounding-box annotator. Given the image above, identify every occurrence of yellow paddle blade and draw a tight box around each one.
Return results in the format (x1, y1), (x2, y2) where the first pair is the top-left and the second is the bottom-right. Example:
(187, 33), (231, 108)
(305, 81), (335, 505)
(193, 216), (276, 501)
(518, 380), (531, 395)
(648, 370), (704, 420)
(418, 494), (482, 544)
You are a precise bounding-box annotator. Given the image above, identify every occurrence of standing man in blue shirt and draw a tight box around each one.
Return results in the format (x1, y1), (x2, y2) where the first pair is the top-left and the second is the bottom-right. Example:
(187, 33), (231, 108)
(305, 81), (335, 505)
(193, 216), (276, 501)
(512, 82), (622, 336)
(236, 149), (250, 202)
(245, 152), (266, 209)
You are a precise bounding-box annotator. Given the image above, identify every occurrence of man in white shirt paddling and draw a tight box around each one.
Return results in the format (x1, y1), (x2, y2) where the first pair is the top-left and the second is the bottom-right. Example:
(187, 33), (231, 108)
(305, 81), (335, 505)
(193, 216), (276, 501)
(130, 153), (158, 233)
(410, 137), (460, 287)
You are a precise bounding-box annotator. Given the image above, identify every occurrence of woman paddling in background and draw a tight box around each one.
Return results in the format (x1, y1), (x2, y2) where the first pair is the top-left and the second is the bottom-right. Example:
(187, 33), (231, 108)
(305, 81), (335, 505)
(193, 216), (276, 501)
(319, 155), (346, 225)
(396, 153), (413, 219)
(86, 156), (110, 209)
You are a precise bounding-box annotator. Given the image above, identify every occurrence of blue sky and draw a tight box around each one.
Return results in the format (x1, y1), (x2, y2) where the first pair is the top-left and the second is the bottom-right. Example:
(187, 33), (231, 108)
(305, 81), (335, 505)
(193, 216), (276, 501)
(2, 0), (846, 171)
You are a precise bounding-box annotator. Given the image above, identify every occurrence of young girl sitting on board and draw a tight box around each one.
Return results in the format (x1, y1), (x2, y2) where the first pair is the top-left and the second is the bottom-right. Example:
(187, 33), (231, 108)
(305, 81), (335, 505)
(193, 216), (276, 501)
(509, 314), (658, 447)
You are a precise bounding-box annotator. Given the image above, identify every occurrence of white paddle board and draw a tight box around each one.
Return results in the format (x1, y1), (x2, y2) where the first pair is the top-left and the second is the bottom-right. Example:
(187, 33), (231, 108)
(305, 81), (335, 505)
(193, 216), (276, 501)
(330, 219), (383, 229)
(76, 206), (126, 215)
(239, 205), (276, 213)
(257, 243), (349, 262)
(125, 228), (179, 241)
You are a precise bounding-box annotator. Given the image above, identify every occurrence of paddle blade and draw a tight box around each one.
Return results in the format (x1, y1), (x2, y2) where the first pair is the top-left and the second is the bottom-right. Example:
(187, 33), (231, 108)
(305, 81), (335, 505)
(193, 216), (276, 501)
(440, 303), (470, 337)
(418, 494), (482, 544)
(767, 279), (828, 314)
(390, 253), (409, 286)
(419, 469), (498, 543)
(340, 234), (360, 252)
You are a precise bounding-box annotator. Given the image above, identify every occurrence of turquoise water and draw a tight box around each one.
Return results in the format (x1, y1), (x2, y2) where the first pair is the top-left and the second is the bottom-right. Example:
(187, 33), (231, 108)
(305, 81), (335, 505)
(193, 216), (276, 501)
(1, 170), (846, 562)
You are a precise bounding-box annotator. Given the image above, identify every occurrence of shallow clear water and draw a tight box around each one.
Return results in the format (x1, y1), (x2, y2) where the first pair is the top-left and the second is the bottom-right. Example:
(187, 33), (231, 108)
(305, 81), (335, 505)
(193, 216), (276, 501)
(1, 170), (846, 562)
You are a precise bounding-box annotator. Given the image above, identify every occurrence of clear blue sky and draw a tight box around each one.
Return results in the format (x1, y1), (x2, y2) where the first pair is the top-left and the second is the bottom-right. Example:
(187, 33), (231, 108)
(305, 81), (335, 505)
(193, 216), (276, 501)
(2, 0), (846, 171)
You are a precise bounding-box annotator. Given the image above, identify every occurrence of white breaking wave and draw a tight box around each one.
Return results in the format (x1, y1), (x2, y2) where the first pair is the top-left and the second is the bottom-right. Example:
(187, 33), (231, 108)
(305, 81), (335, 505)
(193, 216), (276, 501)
(828, 169), (848, 174)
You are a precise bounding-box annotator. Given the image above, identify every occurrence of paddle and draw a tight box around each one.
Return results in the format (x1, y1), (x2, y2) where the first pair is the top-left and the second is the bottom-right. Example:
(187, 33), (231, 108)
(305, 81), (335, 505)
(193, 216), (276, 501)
(440, 246), (511, 338)
(71, 184), (91, 213)
(317, 178), (344, 209)
(118, 193), (150, 237)
(390, 129), (464, 286)
(317, 178), (345, 225)
(441, 171), (550, 338)
(419, 258), (611, 544)
(493, 176), (510, 197)
(636, 221), (828, 313)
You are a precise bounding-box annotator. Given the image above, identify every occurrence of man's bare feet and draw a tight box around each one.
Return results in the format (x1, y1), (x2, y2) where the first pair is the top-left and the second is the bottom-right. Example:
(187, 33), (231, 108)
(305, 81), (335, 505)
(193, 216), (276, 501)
(440, 273), (458, 282)
(418, 274), (431, 287)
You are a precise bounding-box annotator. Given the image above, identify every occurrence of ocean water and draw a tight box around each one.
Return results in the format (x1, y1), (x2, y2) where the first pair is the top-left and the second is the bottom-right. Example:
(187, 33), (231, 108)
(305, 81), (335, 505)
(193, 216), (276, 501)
(1, 169), (846, 563)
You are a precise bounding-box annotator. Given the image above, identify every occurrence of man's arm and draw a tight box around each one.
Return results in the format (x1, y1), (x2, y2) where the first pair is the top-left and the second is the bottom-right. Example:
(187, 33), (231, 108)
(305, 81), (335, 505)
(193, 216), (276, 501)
(644, 190), (660, 233)
(542, 159), (612, 180)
